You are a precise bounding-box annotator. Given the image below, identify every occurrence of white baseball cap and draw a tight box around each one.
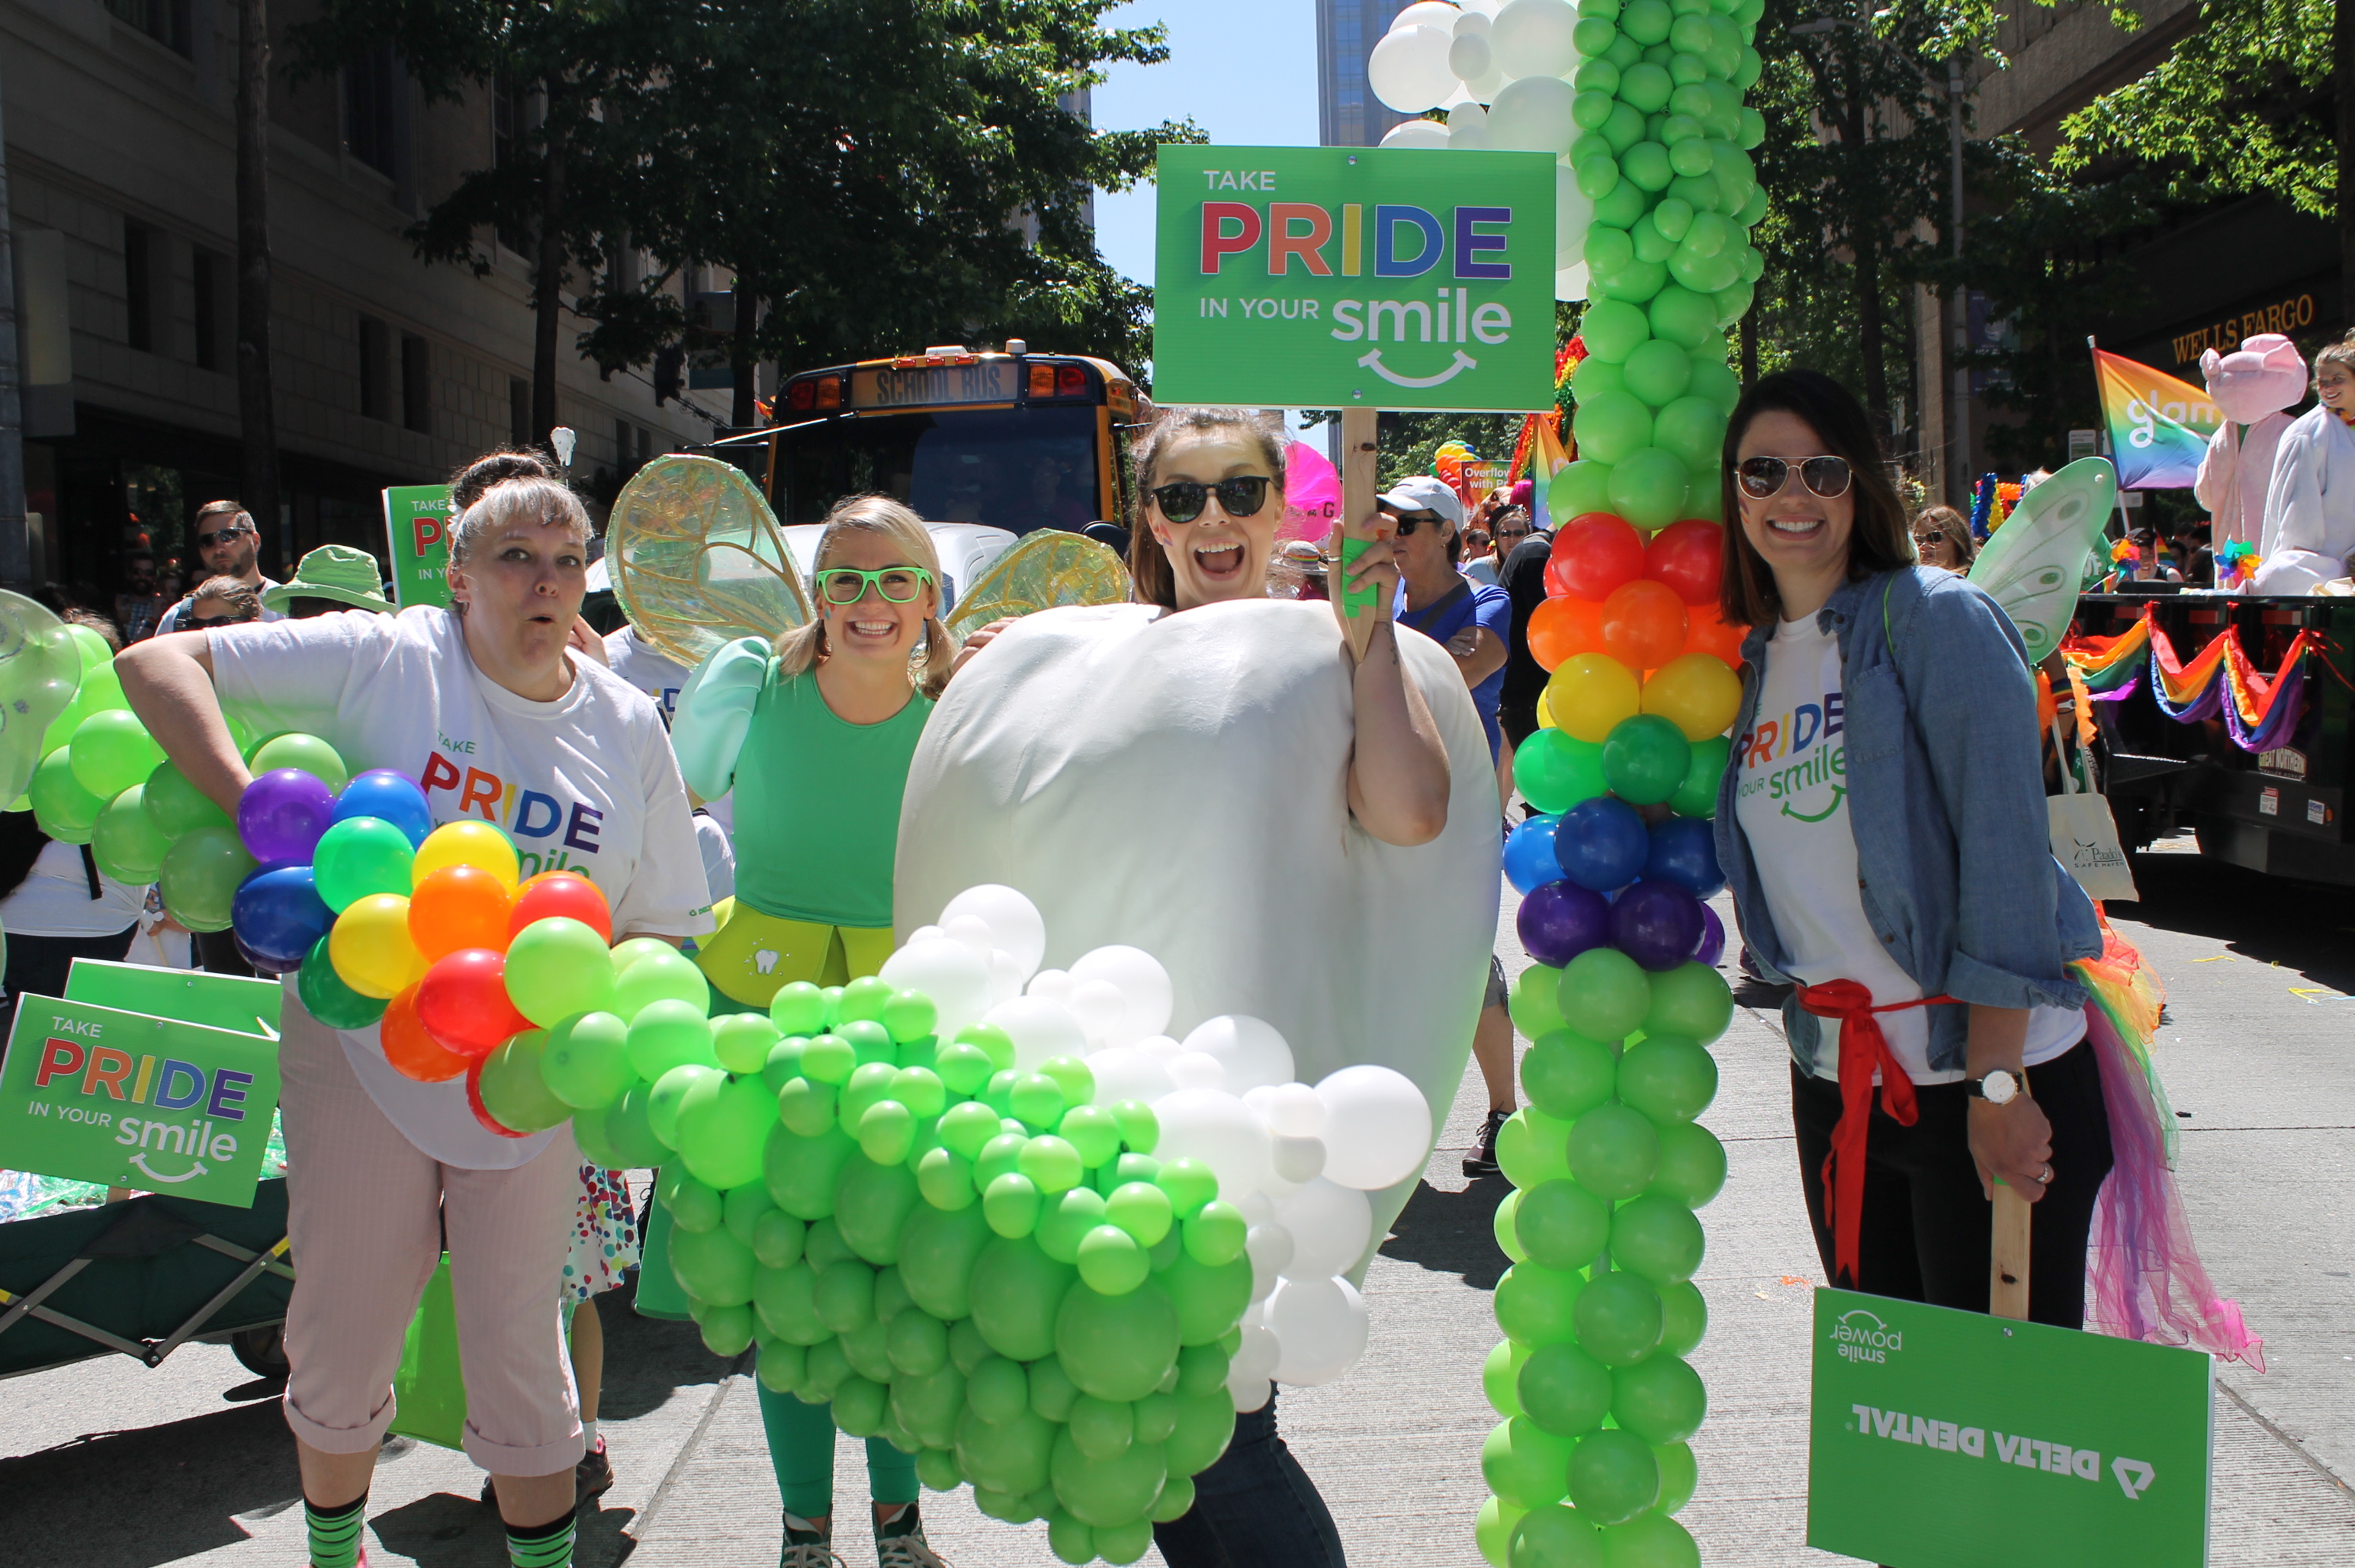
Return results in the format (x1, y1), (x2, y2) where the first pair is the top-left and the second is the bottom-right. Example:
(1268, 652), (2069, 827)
(1377, 474), (1465, 531)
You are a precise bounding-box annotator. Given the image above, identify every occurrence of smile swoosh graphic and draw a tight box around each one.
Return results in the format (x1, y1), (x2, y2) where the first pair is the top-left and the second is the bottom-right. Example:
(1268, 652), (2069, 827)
(1357, 349), (1479, 388)
(1782, 786), (1847, 824)
(129, 1152), (209, 1184)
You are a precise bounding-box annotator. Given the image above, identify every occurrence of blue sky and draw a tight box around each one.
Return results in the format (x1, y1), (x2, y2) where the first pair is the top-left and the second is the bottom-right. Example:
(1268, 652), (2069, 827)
(1089, 0), (1321, 290)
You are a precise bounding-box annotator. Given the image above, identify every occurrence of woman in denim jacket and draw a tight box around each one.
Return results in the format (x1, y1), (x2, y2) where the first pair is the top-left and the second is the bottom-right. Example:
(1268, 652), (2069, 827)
(1709, 371), (2110, 1328)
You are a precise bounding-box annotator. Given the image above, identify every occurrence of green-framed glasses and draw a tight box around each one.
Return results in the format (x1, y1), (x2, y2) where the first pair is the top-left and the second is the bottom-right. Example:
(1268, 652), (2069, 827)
(815, 565), (934, 605)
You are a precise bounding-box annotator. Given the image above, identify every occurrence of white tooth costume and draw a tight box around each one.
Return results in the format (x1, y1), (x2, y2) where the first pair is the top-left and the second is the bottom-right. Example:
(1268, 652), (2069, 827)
(897, 598), (1502, 1256)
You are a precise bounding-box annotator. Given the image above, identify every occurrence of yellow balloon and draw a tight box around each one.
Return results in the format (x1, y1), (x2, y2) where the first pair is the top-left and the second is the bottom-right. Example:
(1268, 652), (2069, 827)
(1642, 652), (1744, 741)
(1545, 653), (1641, 744)
(411, 821), (520, 889)
(1536, 689), (1558, 731)
(329, 892), (429, 999)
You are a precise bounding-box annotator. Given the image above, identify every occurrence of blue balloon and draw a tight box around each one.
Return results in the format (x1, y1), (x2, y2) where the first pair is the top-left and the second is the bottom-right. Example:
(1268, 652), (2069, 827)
(1505, 813), (1566, 895)
(1645, 815), (1725, 898)
(231, 865), (333, 968)
(333, 768), (433, 847)
(1553, 797), (1649, 892)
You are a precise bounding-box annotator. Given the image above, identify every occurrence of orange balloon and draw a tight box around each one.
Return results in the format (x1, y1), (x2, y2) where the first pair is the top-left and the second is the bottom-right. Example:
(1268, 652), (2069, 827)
(1599, 580), (1689, 671)
(1682, 606), (1749, 666)
(1643, 652), (1746, 741)
(381, 982), (468, 1082)
(409, 863), (516, 961)
(1528, 596), (1606, 672)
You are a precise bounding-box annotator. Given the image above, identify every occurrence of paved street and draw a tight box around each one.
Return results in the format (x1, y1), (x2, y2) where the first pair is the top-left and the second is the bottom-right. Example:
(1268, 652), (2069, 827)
(3, 837), (2351, 1566)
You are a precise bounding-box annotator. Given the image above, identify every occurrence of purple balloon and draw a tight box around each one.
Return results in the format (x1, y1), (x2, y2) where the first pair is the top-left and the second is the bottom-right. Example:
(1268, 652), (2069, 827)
(1610, 879), (1706, 972)
(238, 768), (336, 865)
(1693, 903), (1727, 968)
(1517, 880), (1612, 968)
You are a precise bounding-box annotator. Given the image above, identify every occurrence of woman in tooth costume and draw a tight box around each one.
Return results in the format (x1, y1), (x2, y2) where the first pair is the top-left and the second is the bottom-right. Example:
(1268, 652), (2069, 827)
(900, 407), (1501, 1566)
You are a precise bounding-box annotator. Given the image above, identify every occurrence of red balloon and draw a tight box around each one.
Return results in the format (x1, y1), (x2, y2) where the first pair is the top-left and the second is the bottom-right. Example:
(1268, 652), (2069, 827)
(381, 982), (468, 1083)
(509, 872), (614, 943)
(1646, 519), (1725, 606)
(465, 1059), (529, 1139)
(1599, 580), (1690, 671)
(1547, 512), (1647, 601)
(416, 948), (532, 1059)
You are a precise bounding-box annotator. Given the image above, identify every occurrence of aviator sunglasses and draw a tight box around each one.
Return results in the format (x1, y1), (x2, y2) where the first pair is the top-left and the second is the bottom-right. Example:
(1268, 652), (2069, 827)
(196, 525), (250, 548)
(815, 565), (933, 605)
(1733, 455), (1854, 501)
(1149, 476), (1271, 524)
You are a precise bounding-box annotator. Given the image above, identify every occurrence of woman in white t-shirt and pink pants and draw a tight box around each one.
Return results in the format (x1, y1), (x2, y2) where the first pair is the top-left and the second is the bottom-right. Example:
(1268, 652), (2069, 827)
(122, 475), (712, 1568)
(1710, 371), (2112, 1329)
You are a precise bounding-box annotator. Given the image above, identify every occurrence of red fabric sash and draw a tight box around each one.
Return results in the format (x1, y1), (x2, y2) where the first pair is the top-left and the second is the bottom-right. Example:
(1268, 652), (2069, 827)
(1797, 979), (1960, 1287)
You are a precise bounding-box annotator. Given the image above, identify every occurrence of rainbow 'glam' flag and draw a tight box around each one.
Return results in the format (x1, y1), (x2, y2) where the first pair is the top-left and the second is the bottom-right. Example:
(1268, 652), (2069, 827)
(2093, 349), (2222, 490)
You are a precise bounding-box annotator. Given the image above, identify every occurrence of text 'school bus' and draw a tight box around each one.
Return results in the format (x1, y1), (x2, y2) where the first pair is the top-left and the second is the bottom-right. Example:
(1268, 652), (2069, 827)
(703, 342), (1144, 540)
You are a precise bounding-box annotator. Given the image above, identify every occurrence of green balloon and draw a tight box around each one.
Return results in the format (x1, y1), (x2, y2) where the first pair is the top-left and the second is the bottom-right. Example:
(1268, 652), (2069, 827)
(1573, 390), (1655, 467)
(678, 1072), (779, 1191)
(933, 1041), (995, 1097)
(1180, 1200), (1248, 1268)
(1617, 1037), (1718, 1124)
(1046, 1510), (1096, 1565)
(506, 917), (617, 1029)
(1651, 398), (1722, 476)
(1557, 949), (1652, 1041)
(1611, 1352), (1707, 1444)
(1630, 211), (1677, 266)
(1606, 448), (1692, 531)
(1668, 734), (1730, 818)
(1037, 1186), (1109, 1265)
(28, 747), (107, 843)
(1055, 1278), (1180, 1403)
(1669, 245), (1741, 294)
(747, 1202), (802, 1264)
(1175, 1341), (1230, 1399)
(842, 1319), (896, 1386)
(1598, 1513), (1699, 1568)
(67, 710), (162, 799)
(1155, 1157), (1218, 1220)
(1495, 1107), (1575, 1190)
(1601, 715), (1692, 806)
(670, 1222), (757, 1307)
(936, 1099), (1001, 1161)
(1029, 1353), (1081, 1420)
(1484, 1338), (1531, 1418)
(1549, 460), (1618, 524)
(802, 1335), (851, 1399)
(246, 732), (347, 793)
(830, 1373), (886, 1436)
(649, 1063), (722, 1149)
(1482, 1416), (1578, 1509)
(948, 1316), (993, 1375)
(834, 1150), (920, 1264)
(1494, 1260), (1586, 1347)
(1578, 300), (1650, 364)
(1620, 340), (1693, 409)
(971, 1236), (1076, 1362)
(1597, 260), (1670, 305)
(600, 1078), (673, 1166)
(541, 1011), (633, 1110)
(1512, 1502), (1606, 1567)
(1569, 1427), (1660, 1525)
(297, 934), (388, 1030)
(812, 1255), (876, 1335)
(778, 1076), (838, 1139)
(1643, 961), (1733, 1044)
(1494, 1189), (1529, 1264)
(1010, 1075), (1068, 1133)
(1568, 1104), (1660, 1201)
(898, 1200), (991, 1319)
(307, 815), (413, 913)
(757, 1338), (806, 1394)
(1645, 284), (1715, 349)
(1163, 1389), (1236, 1477)
(803, 1214), (854, 1271)
(1056, 1103), (1120, 1171)
(478, 1029), (569, 1133)
(1515, 1178), (1613, 1273)
(752, 1260), (825, 1344)
(892, 1360), (964, 1448)
(698, 1301), (756, 1358)
(984, 1171), (1043, 1239)
(1104, 1181), (1174, 1248)
(661, 1167), (723, 1231)
(766, 978), (824, 1035)
(1610, 1194), (1705, 1286)
(87, 784), (171, 882)
(916, 1145), (976, 1210)
(1509, 965), (1570, 1042)
(1067, 1392), (1135, 1460)
(1052, 1425), (1167, 1529)
(763, 1120), (859, 1220)
(1018, 1133), (1085, 1194)
(1516, 731), (1611, 818)
(1652, 1439), (1698, 1514)
(157, 823), (255, 930)
(1076, 1225), (1149, 1296)
(856, 1099), (915, 1167)
(1521, 1031), (1618, 1121)
(968, 1354), (1030, 1423)
(839, 1018), (896, 1069)
(614, 951), (712, 1021)
(627, 998), (721, 1081)
(1583, 224), (1635, 278)
(1518, 1340), (1615, 1438)
(1573, 1271), (1664, 1367)
(1685, 355), (1743, 415)
(1158, 1248), (1251, 1346)
(955, 1402), (1059, 1499)
(1592, 178), (1648, 230)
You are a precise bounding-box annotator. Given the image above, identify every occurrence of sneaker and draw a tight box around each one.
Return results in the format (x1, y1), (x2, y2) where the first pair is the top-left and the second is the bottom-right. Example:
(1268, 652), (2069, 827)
(875, 1502), (949, 1568)
(1463, 1108), (1511, 1178)
(574, 1439), (615, 1510)
(781, 1512), (843, 1568)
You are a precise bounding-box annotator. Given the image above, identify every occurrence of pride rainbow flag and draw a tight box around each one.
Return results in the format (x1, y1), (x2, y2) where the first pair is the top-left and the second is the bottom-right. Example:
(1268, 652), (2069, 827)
(2093, 348), (2222, 490)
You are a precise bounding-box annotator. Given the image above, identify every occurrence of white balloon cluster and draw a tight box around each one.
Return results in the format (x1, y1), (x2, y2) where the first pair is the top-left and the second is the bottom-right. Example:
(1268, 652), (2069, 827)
(880, 885), (1435, 1414)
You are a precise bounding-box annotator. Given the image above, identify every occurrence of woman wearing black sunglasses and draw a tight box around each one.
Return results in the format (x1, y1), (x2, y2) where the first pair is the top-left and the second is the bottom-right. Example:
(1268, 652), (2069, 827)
(1713, 370), (2109, 1330)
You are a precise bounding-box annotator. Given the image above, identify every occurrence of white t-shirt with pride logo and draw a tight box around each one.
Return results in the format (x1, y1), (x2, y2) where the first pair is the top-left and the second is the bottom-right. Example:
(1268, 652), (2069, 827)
(1733, 612), (2080, 1085)
(211, 605), (715, 1166)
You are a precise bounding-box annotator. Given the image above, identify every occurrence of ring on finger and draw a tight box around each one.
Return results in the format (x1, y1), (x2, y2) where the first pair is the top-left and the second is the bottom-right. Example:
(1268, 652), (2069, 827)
(2035, 1163), (2055, 1185)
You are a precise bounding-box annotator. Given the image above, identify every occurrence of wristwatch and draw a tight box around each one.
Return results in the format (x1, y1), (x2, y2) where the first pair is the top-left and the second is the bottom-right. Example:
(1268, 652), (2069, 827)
(1965, 1068), (2022, 1105)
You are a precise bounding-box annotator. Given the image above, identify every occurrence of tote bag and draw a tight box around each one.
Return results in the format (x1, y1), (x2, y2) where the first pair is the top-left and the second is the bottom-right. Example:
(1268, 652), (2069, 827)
(2048, 721), (2140, 902)
(388, 1255), (469, 1451)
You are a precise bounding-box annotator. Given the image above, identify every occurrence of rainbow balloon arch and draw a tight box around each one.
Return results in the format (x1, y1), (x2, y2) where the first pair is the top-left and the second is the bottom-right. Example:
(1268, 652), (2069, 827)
(2063, 608), (2315, 754)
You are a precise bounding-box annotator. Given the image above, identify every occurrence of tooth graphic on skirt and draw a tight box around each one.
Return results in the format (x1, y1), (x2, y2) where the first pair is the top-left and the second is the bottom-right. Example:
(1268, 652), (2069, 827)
(752, 949), (779, 975)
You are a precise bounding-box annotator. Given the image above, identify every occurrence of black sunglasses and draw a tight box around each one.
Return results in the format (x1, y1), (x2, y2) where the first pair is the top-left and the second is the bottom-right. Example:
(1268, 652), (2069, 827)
(1734, 455), (1853, 500)
(1494, 526), (1531, 540)
(195, 527), (249, 548)
(1913, 529), (1947, 545)
(1388, 509), (1447, 536)
(1149, 476), (1271, 524)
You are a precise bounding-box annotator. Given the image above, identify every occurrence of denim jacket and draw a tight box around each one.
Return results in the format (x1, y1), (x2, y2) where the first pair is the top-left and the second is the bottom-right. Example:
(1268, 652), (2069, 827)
(1711, 566), (2101, 1074)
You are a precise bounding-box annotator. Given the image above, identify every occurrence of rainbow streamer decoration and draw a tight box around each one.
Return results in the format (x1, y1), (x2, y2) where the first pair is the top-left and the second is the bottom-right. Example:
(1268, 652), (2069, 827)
(2093, 348), (2223, 491)
(2061, 609), (2314, 751)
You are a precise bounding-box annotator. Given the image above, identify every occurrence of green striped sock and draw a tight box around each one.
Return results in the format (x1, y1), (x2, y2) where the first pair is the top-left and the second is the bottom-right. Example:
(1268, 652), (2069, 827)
(506, 1512), (576, 1568)
(304, 1494), (365, 1568)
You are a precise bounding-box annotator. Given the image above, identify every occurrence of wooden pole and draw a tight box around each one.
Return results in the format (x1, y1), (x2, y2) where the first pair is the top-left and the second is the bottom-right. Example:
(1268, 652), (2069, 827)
(1990, 1182), (2031, 1320)
(1335, 406), (1383, 661)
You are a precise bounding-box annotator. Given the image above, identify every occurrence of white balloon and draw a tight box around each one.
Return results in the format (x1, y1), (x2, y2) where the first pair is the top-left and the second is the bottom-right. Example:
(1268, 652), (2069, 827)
(1367, 25), (1457, 114)
(1026, 967), (1075, 1004)
(1447, 31), (1492, 85)
(1246, 1221), (1296, 1277)
(1154, 1088), (1273, 1198)
(1486, 72), (1576, 155)
(943, 913), (995, 953)
(1167, 1051), (1229, 1093)
(1136, 1033), (1186, 1062)
(985, 948), (1025, 1007)
(1461, 64), (1508, 104)
(1556, 261), (1592, 303)
(878, 937), (990, 1039)
(981, 994), (1089, 1071)
(1086, 1046), (1177, 1107)
(1270, 1133), (1328, 1187)
(1267, 1275), (1372, 1386)
(1393, 1), (1468, 31)
(1181, 1015), (1296, 1095)
(1556, 161), (1595, 265)
(1315, 1065), (1434, 1190)
(1066, 978), (1129, 1046)
(905, 924), (944, 945)
(1235, 1189), (1277, 1226)
(1380, 117), (1453, 149)
(1274, 1179), (1375, 1279)
(1459, 0), (1507, 14)
(1453, 8), (1493, 37)
(1068, 945), (1174, 1043)
(1233, 1321), (1282, 1382)
(938, 884), (1046, 976)
(1490, 0), (1579, 79)
(1261, 1082), (1328, 1138)
(1227, 1370), (1274, 1413)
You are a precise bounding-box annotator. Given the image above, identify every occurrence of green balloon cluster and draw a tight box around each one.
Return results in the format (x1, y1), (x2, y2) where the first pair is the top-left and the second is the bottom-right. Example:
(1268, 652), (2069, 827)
(1476, 953), (1733, 1568)
(557, 970), (1251, 1565)
(1551, 0), (1769, 533)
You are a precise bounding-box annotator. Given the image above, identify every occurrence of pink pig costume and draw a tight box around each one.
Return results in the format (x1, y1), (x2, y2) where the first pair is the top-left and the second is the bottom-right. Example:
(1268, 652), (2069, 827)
(2194, 333), (2306, 561)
